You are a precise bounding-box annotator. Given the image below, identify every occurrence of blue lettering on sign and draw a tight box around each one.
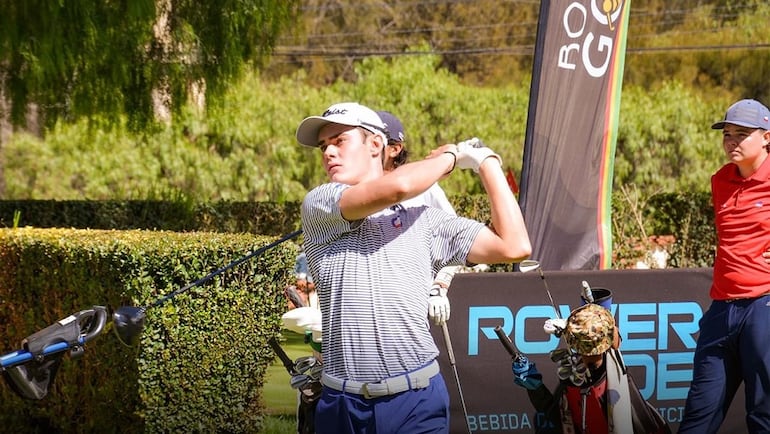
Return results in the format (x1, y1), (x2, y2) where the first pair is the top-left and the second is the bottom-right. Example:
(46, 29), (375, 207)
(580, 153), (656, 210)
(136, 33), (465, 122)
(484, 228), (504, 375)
(618, 303), (657, 351)
(623, 353), (656, 398)
(657, 352), (695, 400)
(468, 302), (703, 402)
(659, 302), (700, 350)
(468, 305), (570, 355)
(468, 306), (513, 356)
(515, 305), (560, 354)
(467, 412), (533, 431)
(658, 406), (685, 423)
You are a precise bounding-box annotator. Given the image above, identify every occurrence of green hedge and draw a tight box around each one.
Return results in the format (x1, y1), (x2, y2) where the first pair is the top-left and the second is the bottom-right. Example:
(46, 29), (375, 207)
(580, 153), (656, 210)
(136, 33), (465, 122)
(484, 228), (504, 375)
(0, 194), (720, 269)
(0, 200), (301, 236)
(0, 228), (297, 433)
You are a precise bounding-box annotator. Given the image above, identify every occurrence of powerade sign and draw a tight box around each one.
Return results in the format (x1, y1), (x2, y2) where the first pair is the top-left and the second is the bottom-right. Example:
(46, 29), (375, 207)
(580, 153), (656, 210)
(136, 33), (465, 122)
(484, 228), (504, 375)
(430, 268), (746, 434)
(470, 302), (699, 414)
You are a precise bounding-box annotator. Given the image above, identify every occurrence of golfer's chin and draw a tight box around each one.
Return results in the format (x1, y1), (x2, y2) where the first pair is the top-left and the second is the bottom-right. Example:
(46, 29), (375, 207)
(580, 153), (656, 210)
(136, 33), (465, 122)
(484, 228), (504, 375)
(328, 170), (353, 185)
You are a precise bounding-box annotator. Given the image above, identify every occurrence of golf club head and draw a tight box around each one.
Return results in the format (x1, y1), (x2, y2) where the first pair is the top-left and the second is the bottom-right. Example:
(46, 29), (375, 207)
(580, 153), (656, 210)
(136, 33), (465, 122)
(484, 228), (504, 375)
(290, 374), (311, 390)
(306, 363), (323, 381)
(112, 306), (147, 347)
(293, 355), (318, 375)
(519, 259), (541, 273)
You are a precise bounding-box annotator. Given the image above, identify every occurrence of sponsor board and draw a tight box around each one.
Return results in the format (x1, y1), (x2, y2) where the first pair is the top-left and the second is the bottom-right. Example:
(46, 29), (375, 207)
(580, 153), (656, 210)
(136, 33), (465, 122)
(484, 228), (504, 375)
(432, 268), (743, 433)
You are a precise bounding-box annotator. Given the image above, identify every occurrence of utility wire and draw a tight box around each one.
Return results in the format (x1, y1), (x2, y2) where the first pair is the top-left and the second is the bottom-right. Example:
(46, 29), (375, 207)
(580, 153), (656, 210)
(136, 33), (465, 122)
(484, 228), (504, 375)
(271, 2), (768, 61)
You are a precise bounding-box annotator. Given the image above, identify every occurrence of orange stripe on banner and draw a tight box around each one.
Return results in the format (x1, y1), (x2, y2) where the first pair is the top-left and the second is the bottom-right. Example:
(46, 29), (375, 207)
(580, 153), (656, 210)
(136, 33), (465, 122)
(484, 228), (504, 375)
(598, 0), (631, 269)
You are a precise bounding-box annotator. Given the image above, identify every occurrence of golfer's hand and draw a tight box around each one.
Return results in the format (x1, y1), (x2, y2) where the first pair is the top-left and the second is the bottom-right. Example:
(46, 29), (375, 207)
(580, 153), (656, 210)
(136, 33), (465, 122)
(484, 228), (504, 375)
(428, 284), (450, 325)
(456, 138), (502, 173)
(434, 265), (461, 287)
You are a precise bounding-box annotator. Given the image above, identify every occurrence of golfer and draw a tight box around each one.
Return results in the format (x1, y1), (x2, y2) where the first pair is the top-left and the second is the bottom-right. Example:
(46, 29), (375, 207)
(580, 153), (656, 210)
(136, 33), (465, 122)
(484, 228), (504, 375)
(296, 101), (531, 433)
(679, 99), (770, 433)
(378, 109), (463, 326)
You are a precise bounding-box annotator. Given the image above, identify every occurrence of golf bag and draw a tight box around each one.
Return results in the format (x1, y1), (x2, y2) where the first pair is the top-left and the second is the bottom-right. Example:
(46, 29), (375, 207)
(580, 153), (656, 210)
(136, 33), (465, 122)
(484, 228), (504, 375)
(269, 337), (322, 434)
(1, 306), (107, 400)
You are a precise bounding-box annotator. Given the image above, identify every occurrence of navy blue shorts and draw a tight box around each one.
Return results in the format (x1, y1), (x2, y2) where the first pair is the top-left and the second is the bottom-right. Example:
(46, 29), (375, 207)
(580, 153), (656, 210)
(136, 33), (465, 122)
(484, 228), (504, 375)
(314, 373), (450, 434)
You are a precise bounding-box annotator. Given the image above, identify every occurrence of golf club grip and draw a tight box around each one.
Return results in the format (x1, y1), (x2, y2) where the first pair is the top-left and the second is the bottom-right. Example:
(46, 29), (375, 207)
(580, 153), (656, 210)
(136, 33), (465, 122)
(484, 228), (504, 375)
(268, 337), (296, 375)
(494, 325), (519, 358)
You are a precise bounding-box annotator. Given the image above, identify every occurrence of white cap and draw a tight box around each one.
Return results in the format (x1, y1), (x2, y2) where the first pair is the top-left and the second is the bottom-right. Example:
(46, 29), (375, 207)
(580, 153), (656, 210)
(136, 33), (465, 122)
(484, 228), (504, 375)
(296, 102), (387, 147)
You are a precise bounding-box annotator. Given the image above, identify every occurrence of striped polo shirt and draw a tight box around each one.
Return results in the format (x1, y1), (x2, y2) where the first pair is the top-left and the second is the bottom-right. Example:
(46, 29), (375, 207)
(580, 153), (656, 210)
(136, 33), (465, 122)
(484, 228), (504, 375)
(301, 182), (484, 382)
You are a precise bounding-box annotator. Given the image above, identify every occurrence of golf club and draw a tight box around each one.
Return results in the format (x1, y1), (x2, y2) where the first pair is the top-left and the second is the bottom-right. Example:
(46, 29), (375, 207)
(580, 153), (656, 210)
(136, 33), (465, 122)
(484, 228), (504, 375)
(269, 336), (300, 375)
(113, 229), (303, 347)
(494, 324), (547, 388)
(493, 325), (524, 362)
(440, 322), (472, 434)
(518, 259), (562, 320)
(268, 336), (322, 434)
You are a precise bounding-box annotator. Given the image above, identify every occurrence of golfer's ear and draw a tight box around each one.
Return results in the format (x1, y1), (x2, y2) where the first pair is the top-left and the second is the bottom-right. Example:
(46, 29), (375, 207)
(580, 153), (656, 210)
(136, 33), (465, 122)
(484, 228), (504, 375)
(370, 134), (386, 157)
(612, 327), (621, 349)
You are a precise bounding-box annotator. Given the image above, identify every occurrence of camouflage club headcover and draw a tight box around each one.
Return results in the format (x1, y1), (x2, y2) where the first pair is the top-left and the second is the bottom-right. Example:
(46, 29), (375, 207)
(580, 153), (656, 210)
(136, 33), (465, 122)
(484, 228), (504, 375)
(565, 303), (615, 356)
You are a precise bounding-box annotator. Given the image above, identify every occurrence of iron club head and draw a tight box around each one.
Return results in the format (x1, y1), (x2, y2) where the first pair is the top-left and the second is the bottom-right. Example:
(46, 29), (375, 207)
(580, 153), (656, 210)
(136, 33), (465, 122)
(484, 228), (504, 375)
(290, 374), (311, 390)
(519, 259), (562, 319)
(293, 356), (319, 377)
(112, 305), (147, 347)
(518, 259), (541, 274)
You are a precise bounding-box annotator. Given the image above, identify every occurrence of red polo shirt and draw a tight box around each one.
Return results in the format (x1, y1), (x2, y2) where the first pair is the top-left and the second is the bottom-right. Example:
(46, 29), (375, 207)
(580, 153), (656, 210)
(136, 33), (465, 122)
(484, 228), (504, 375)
(710, 156), (770, 300)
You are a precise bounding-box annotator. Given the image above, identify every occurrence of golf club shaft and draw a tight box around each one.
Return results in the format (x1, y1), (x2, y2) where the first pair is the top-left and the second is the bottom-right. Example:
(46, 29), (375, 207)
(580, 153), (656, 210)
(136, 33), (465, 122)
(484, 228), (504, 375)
(113, 230), (303, 347)
(441, 322), (472, 434)
(538, 269), (562, 320)
(269, 337), (298, 376)
(151, 229), (303, 308)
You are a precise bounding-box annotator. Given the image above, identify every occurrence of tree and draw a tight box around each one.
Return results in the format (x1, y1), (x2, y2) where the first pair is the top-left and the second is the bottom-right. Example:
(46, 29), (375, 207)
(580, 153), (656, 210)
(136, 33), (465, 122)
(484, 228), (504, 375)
(267, 0), (770, 99)
(268, 0), (540, 86)
(0, 0), (299, 129)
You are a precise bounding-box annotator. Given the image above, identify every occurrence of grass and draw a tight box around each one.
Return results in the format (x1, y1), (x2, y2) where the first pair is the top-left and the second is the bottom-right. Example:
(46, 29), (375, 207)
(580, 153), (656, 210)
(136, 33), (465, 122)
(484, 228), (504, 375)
(261, 331), (316, 433)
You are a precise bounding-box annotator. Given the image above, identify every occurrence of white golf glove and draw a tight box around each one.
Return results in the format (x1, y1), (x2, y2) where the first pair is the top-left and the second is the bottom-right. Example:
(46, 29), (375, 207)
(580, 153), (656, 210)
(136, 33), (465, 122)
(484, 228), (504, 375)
(456, 138), (502, 173)
(434, 265), (462, 287)
(428, 284), (450, 325)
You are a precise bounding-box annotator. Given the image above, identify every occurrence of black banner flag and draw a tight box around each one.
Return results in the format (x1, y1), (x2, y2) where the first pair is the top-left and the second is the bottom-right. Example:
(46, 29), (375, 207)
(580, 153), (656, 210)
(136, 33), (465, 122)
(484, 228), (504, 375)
(519, 0), (631, 270)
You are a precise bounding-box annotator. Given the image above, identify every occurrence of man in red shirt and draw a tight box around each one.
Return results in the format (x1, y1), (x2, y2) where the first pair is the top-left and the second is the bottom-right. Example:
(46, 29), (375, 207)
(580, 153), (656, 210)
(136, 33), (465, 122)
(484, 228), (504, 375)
(679, 99), (770, 433)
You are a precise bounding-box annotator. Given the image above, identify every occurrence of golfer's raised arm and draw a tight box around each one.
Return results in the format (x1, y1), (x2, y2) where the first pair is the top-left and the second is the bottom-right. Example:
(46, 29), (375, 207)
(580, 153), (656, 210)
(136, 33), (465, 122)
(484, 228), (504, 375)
(339, 144), (458, 221)
(455, 143), (531, 265)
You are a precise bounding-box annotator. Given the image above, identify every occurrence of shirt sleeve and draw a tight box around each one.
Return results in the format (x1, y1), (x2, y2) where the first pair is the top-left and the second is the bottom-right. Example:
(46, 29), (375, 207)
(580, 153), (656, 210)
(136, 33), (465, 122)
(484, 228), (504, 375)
(428, 208), (485, 270)
(301, 183), (363, 245)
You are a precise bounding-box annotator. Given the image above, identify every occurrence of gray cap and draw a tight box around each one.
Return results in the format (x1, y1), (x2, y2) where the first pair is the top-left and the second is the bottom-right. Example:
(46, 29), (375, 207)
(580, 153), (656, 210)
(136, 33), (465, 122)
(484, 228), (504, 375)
(712, 99), (770, 130)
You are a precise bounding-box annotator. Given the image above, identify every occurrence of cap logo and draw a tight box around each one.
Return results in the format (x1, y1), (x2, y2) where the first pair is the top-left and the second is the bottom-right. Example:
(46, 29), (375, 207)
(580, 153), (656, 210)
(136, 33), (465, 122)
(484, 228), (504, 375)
(323, 107), (348, 117)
